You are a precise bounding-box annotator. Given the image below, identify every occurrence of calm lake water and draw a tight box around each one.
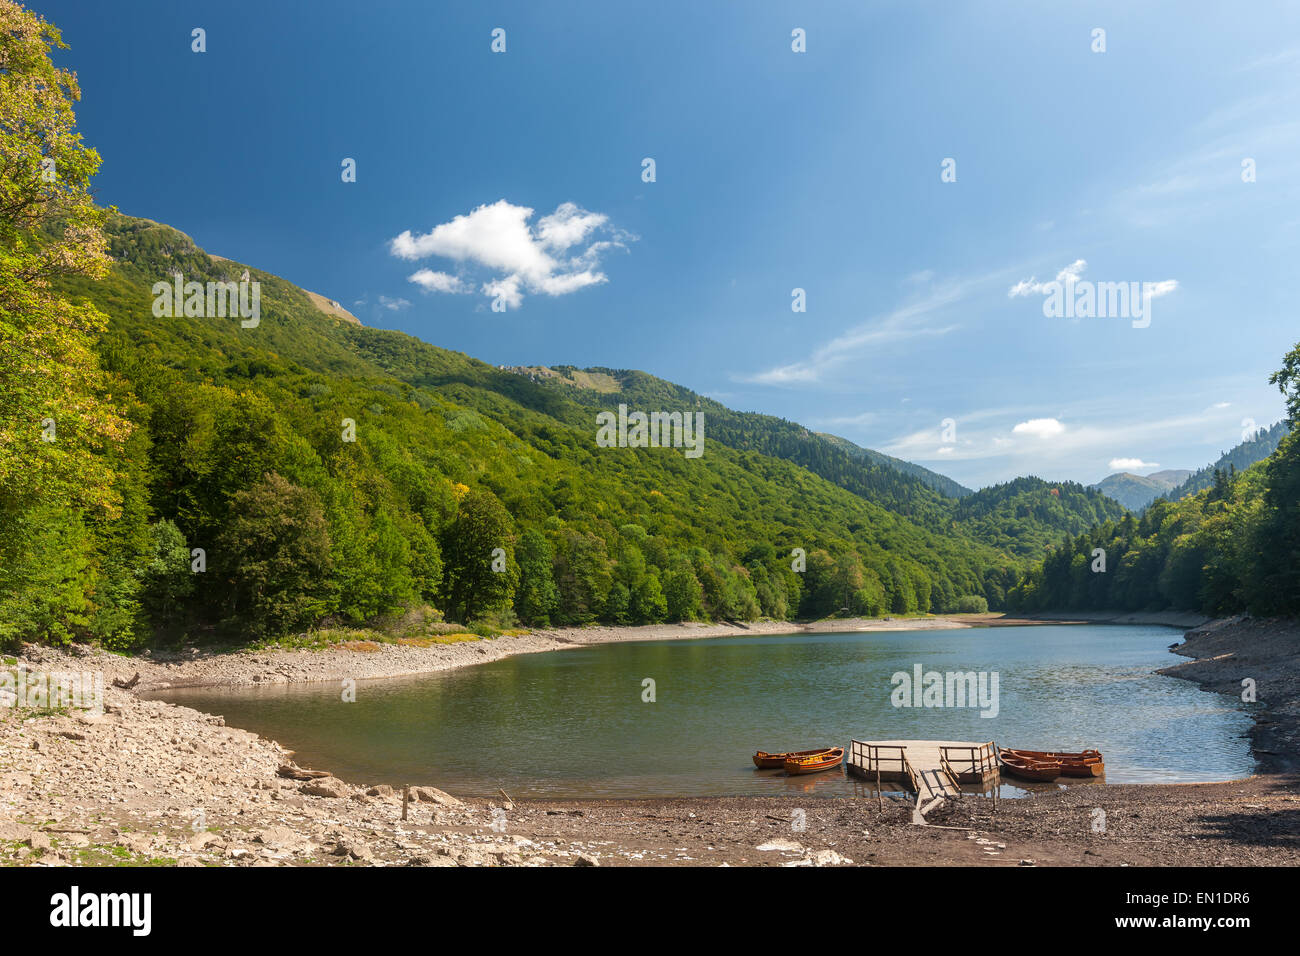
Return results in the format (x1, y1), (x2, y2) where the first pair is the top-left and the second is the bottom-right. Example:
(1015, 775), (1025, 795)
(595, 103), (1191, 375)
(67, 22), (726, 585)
(149, 624), (1256, 799)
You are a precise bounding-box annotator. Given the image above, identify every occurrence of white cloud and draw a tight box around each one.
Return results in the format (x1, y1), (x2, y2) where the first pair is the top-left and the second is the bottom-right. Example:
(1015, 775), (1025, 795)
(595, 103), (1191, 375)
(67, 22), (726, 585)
(1108, 457), (1159, 470)
(391, 200), (633, 307)
(1009, 259), (1087, 297)
(1012, 418), (1066, 439)
(482, 275), (523, 310)
(536, 203), (608, 250)
(408, 270), (467, 294)
(377, 295), (411, 311)
(1144, 279), (1179, 299)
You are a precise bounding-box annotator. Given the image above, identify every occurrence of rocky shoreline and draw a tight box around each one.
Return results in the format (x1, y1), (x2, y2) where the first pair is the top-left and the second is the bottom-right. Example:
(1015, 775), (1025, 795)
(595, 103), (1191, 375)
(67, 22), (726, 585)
(2, 614), (1296, 867)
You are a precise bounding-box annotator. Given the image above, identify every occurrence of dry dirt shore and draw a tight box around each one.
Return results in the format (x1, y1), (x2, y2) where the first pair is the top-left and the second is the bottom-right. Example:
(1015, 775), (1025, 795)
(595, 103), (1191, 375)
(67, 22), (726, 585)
(2, 614), (1297, 867)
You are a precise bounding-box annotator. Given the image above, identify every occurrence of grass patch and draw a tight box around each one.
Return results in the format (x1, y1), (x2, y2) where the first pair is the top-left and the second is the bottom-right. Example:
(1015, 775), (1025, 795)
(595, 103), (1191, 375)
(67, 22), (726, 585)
(395, 633), (480, 647)
(71, 844), (177, 867)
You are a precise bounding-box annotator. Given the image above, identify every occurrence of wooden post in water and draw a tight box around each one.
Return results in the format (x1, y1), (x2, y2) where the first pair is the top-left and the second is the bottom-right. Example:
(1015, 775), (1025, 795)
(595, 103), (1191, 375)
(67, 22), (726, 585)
(990, 742), (998, 815)
(402, 786), (410, 821)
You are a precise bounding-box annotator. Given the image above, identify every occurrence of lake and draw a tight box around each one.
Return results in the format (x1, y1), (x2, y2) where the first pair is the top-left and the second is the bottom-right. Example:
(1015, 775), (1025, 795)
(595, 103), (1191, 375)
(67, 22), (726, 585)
(148, 624), (1256, 799)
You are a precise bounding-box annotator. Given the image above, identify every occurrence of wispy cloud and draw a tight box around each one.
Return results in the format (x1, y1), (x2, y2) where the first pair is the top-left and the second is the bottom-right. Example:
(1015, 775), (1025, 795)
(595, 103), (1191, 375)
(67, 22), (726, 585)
(814, 410), (879, 427)
(377, 295), (411, 311)
(1108, 94), (1300, 227)
(1008, 260), (1087, 298)
(740, 278), (988, 386)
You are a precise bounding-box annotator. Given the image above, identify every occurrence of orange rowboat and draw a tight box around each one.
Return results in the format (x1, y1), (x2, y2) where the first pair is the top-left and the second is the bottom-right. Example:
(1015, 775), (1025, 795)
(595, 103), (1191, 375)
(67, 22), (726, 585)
(783, 747), (845, 775)
(998, 748), (1062, 782)
(1005, 748), (1104, 778)
(753, 747), (832, 769)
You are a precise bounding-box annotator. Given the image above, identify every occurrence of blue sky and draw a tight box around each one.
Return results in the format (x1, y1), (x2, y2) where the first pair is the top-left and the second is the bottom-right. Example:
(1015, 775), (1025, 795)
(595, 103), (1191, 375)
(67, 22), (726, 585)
(39, 0), (1298, 489)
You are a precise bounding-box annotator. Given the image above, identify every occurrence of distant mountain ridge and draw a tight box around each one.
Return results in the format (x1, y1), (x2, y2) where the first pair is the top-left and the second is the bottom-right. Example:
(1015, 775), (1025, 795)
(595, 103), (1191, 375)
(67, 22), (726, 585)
(1089, 469), (1192, 511)
(816, 433), (972, 498)
(1089, 422), (1291, 511)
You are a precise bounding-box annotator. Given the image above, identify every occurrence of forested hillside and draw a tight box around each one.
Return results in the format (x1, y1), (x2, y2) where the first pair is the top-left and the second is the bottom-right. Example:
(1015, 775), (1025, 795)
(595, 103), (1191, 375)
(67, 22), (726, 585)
(1010, 366), (1300, 617)
(499, 364), (966, 525)
(1165, 421), (1289, 502)
(9, 186), (1034, 648)
(951, 477), (1127, 560)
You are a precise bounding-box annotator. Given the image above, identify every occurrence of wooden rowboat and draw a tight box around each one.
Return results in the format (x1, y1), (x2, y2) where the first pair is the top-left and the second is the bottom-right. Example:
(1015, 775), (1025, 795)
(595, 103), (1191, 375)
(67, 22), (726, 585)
(998, 747), (1062, 782)
(754, 747), (832, 769)
(783, 747), (845, 775)
(1004, 748), (1104, 778)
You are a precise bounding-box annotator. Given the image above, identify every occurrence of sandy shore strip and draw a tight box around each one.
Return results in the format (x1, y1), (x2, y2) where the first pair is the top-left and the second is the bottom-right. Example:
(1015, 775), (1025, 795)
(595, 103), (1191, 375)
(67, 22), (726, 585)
(3, 614), (1296, 867)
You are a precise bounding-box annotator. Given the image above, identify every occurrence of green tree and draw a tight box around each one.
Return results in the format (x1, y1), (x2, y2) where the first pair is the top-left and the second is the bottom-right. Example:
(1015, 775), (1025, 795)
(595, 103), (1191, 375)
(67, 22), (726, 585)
(214, 472), (333, 637)
(630, 573), (668, 623)
(139, 518), (194, 627)
(440, 488), (517, 622)
(663, 564), (702, 621)
(514, 528), (559, 625)
(605, 581), (631, 624)
(551, 529), (612, 624)
(0, 0), (130, 642)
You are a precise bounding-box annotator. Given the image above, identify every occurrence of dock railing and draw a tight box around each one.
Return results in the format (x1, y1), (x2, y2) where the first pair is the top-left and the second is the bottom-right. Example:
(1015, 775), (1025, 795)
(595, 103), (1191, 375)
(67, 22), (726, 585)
(939, 750), (960, 791)
(849, 740), (920, 810)
(938, 741), (998, 782)
(940, 740), (1000, 813)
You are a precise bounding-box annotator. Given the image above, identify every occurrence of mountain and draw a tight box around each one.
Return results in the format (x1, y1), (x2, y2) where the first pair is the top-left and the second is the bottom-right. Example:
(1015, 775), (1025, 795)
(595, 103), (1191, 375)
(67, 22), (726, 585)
(22, 210), (1031, 647)
(1165, 422), (1290, 501)
(12, 210), (1149, 646)
(1089, 423), (1291, 512)
(1090, 470), (1192, 511)
(952, 477), (1127, 560)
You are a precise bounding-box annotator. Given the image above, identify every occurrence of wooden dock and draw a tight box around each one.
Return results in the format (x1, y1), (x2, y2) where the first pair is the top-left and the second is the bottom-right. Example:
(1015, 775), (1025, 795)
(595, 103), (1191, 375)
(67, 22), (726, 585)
(846, 739), (999, 816)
